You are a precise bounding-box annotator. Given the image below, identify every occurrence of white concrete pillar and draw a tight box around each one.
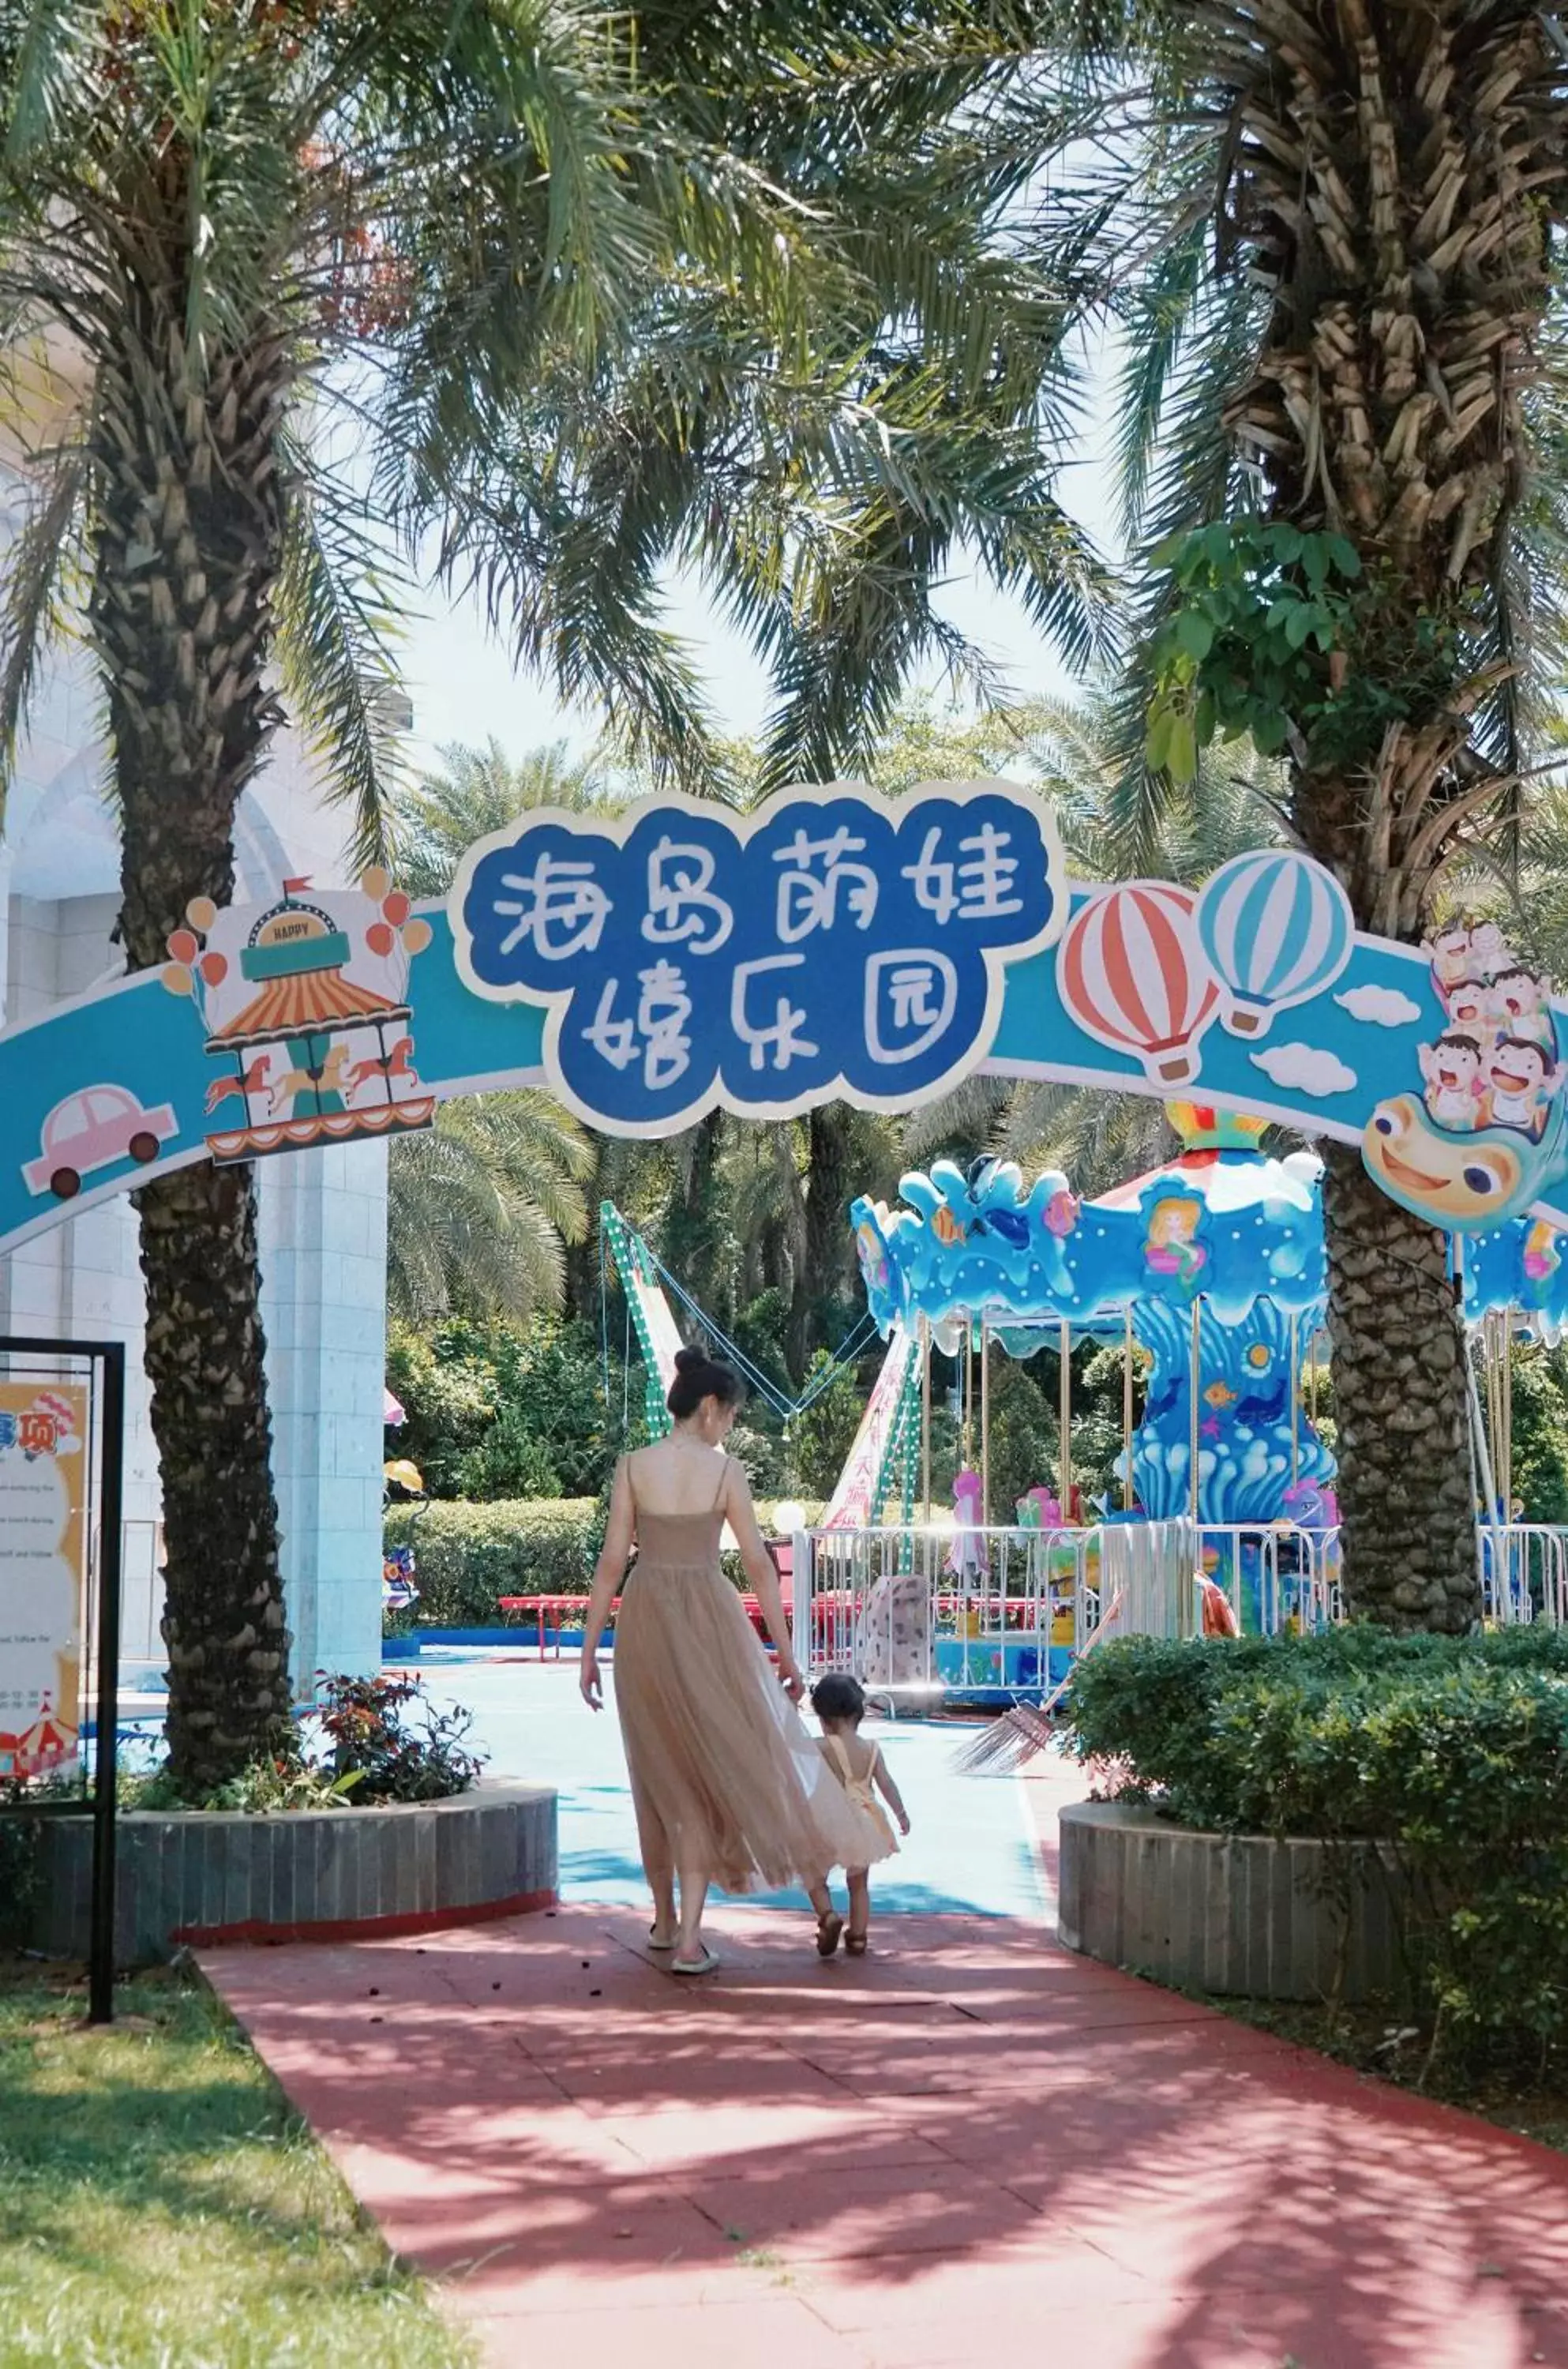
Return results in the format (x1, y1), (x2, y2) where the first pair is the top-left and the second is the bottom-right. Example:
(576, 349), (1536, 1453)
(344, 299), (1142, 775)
(259, 1137), (388, 1686)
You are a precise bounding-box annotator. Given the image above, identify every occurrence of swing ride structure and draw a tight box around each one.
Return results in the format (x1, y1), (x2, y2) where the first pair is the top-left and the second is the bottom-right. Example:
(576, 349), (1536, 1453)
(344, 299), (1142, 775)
(603, 1098), (1568, 1715)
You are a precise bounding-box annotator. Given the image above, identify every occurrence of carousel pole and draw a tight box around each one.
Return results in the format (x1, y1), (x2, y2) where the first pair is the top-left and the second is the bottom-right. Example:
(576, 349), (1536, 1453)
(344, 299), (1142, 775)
(1122, 1302), (1135, 1511)
(980, 1315), (992, 1528)
(963, 1313), (973, 1473)
(1189, 1298), (1202, 1526)
(920, 1313), (932, 1526)
(1484, 1312), (1503, 1525)
(1289, 1313), (1300, 1491)
(1504, 1320), (1514, 1522)
(1059, 1317), (1072, 1522)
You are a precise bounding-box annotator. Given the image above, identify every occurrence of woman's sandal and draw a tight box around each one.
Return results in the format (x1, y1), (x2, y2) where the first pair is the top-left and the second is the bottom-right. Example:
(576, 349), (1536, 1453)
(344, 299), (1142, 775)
(816, 1912), (843, 1958)
(647, 1928), (676, 1952)
(670, 1945), (720, 1977)
(844, 1932), (868, 1957)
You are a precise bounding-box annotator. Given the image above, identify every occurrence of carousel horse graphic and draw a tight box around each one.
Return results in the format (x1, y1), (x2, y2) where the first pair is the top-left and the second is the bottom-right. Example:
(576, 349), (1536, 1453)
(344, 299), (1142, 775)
(269, 1042), (351, 1115)
(204, 1051), (273, 1115)
(343, 1034), (418, 1098)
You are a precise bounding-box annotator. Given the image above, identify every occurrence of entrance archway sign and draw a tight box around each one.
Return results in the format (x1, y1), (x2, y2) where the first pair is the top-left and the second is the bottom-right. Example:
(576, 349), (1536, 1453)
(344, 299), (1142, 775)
(0, 781), (1562, 1248)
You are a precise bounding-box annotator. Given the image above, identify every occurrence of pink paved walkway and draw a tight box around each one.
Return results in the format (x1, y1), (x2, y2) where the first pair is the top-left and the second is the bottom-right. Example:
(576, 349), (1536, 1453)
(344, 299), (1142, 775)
(203, 1781), (1568, 2369)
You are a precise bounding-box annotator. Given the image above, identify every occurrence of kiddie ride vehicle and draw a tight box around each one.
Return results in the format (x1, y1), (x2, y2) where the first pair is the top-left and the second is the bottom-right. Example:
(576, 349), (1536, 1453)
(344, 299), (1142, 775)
(383, 1457), (426, 1618)
(23, 1083), (178, 1201)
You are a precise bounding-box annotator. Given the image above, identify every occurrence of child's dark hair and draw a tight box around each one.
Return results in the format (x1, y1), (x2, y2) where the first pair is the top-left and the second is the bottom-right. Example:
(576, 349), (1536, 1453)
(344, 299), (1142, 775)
(666, 1343), (745, 1421)
(811, 1672), (866, 1724)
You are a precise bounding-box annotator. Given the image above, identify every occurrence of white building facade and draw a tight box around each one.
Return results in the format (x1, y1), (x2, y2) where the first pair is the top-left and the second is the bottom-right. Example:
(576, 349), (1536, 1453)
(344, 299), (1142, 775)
(0, 644), (389, 1686)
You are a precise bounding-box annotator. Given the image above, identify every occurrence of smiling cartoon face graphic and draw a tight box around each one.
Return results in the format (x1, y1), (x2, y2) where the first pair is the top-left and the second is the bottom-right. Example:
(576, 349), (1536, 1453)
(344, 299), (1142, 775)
(1364, 1094), (1529, 1224)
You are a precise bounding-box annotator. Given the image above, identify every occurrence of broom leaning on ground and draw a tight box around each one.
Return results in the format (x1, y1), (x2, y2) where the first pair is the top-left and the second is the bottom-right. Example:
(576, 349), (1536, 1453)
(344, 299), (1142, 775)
(954, 1587), (1125, 1774)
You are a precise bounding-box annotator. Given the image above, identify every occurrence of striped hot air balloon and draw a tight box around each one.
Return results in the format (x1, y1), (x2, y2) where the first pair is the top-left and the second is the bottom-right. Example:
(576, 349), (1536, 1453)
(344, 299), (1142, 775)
(1195, 851), (1354, 1038)
(1059, 884), (1220, 1087)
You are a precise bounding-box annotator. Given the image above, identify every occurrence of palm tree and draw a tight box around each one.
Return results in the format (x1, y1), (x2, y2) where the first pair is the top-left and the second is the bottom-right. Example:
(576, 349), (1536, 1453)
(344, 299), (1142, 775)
(0, 3), (1108, 1783)
(397, 739), (614, 899)
(1009, 7), (1568, 1629)
(388, 1092), (592, 1325)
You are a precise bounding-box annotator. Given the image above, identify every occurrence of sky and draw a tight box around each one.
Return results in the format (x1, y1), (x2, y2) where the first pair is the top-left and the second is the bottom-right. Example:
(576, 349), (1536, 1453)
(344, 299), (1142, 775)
(394, 342), (1125, 779)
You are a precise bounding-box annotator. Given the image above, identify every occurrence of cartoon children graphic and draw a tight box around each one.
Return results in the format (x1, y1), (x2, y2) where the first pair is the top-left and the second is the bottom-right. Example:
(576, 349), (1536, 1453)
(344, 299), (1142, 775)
(1446, 979), (1490, 1037)
(1426, 921), (1476, 996)
(1465, 916), (1510, 982)
(1144, 1196), (1207, 1287)
(1489, 967), (1555, 1047)
(1418, 1033), (1486, 1132)
(1484, 1037), (1566, 1139)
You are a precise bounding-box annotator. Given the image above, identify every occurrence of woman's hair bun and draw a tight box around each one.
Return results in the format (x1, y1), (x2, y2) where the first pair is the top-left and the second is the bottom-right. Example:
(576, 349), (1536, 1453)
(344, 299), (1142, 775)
(666, 1342), (746, 1418)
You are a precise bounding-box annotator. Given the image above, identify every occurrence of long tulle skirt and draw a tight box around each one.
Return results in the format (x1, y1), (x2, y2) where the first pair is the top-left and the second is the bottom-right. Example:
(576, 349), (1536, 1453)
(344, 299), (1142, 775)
(612, 1559), (897, 1894)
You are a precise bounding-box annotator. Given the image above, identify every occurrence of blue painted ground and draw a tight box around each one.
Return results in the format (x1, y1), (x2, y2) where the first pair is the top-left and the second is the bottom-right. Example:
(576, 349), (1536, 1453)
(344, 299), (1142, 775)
(416, 1653), (1048, 1923)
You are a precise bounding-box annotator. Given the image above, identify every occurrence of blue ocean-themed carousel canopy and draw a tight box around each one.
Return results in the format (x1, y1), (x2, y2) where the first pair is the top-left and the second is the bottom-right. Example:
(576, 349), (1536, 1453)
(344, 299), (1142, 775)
(850, 1103), (1568, 1339)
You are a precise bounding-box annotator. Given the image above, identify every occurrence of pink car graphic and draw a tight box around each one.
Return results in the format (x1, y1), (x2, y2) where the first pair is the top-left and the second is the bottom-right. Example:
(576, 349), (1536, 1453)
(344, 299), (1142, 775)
(23, 1083), (178, 1201)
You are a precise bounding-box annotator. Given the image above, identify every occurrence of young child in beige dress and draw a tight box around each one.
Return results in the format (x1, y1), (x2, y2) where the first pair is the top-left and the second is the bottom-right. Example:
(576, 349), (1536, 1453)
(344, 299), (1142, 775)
(807, 1673), (910, 1957)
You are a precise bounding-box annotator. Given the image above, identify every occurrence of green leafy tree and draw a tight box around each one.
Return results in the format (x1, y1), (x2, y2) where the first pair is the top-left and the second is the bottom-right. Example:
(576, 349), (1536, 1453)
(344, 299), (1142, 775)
(387, 1316), (619, 1500)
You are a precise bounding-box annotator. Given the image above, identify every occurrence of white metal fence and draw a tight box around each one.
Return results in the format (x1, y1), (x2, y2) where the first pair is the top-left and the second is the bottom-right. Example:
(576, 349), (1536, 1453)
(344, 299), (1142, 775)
(794, 1517), (1348, 1698)
(1477, 1523), (1568, 1626)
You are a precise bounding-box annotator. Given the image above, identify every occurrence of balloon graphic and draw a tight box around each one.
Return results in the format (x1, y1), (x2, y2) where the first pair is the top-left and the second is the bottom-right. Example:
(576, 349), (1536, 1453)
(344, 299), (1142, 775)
(1060, 884), (1220, 1087)
(1195, 851), (1353, 1038)
(382, 890), (411, 926)
(161, 962), (193, 998)
(366, 920), (396, 956)
(167, 928), (199, 965)
(185, 896), (218, 933)
(360, 865), (391, 902)
(197, 950), (228, 987)
(401, 918), (433, 955)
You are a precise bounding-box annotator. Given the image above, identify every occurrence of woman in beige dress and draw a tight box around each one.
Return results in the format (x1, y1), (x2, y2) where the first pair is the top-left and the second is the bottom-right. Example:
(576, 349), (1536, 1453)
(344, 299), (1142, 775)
(580, 1346), (895, 1975)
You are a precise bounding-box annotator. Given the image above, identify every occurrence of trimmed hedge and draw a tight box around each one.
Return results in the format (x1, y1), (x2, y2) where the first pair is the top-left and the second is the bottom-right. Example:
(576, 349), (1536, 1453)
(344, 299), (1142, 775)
(386, 1496), (828, 1628)
(1064, 1628), (1568, 2069)
(386, 1500), (600, 1626)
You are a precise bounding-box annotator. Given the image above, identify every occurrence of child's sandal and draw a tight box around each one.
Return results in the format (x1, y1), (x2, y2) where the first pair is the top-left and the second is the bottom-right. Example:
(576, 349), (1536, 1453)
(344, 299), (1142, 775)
(816, 1912), (843, 1958)
(844, 1932), (868, 1957)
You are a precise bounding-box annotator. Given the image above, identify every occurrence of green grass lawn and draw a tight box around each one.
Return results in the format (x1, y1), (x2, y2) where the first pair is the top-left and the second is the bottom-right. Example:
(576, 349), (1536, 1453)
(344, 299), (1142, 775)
(0, 1964), (475, 2369)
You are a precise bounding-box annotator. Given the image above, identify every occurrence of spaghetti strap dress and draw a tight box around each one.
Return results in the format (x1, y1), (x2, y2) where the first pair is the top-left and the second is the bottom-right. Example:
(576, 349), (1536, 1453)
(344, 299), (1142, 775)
(612, 1455), (895, 1894)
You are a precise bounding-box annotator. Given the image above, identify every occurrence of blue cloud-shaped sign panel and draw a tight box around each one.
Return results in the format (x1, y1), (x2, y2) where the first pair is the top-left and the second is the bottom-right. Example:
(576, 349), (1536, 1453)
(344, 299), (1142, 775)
(449, 787), (1067, 1132)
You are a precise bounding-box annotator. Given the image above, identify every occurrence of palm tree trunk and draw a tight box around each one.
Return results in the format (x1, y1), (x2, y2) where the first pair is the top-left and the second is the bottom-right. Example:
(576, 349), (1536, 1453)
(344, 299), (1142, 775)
(805, 1102), (854, 1309)
(91, 182), (296, 1786)
(134, 1164), (291, 1774)
(1319, 1143), (1476, 1631)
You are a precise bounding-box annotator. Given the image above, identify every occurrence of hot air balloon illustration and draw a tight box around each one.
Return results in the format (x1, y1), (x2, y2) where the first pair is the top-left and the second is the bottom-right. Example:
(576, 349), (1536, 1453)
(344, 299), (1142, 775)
(1059, 883), (1220, 1087)
(1195, 850), (1354, 1038)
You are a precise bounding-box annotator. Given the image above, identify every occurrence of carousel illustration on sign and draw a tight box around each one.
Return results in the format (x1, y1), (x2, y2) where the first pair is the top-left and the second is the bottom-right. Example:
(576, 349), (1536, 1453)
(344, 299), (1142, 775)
(159, 869), (436, 1162)
(0, 1381), (88, 1781)
(1364, 916), (1567, 1230)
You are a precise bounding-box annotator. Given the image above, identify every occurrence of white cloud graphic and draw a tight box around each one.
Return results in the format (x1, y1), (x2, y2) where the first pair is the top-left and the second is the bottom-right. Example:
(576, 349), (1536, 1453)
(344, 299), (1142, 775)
(1251, 1043), (1358, 1099)
(1335, 984), (1422, 1029)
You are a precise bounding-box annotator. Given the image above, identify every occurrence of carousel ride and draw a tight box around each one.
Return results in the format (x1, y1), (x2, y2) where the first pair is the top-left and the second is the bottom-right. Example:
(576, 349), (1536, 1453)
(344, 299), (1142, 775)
(806, 1101), (1568, 1706)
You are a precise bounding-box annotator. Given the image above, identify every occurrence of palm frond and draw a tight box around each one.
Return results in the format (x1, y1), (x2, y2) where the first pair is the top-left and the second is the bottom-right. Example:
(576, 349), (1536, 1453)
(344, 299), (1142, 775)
(275, 479), (408, 872)
(0, 432), (84, 816)
(387, 1089), (591, 1325)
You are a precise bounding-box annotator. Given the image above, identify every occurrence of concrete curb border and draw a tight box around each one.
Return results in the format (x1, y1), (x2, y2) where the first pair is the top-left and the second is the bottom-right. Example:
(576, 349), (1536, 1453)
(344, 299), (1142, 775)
(18, 1781), (557, 1965)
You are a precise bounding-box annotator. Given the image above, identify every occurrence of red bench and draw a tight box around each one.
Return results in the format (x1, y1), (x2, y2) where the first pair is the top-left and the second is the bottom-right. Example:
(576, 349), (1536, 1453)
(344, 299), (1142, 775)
(496, 1589), (799, 1658)
(497, 1595), (608, 1658)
